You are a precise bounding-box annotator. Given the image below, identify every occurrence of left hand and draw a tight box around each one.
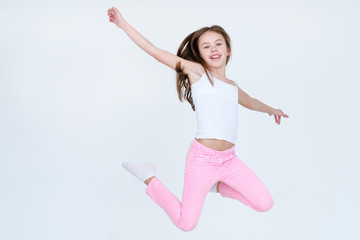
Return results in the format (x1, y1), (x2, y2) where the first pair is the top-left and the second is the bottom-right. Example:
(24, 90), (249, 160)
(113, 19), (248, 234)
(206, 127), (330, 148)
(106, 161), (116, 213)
(268, 109), (289, 125)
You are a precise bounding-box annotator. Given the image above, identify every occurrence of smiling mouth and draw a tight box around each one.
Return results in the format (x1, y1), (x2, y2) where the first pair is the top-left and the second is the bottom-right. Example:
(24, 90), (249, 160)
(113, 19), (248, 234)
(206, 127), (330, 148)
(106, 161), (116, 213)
(210, 54), (221, 60)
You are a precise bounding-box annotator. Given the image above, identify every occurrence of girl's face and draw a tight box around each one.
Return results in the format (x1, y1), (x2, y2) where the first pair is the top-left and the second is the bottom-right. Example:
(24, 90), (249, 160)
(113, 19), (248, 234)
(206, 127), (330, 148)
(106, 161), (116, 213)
(198, 31), (230, 69)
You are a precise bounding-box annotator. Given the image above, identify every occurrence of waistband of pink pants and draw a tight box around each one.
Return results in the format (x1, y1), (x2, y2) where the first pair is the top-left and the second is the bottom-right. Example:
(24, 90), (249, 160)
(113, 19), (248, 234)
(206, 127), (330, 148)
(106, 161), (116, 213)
(191, 138), (236, 158)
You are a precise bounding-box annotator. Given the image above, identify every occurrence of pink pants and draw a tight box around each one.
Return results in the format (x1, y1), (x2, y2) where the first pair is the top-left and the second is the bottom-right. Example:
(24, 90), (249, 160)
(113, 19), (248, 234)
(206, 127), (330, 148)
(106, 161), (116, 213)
(145, 138), (273, 231)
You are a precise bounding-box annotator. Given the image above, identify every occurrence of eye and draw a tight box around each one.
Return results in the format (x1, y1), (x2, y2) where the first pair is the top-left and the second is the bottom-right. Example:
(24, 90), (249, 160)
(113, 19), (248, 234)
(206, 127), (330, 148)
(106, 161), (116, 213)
(204, 46), (209, 49)
(216, 43), (222, 46)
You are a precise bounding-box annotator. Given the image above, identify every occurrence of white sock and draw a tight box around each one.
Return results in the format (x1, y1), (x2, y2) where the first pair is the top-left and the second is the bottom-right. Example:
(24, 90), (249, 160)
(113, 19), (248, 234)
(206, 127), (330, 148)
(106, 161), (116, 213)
(210, 181), (219, 193)
(122, 162), (156, 183)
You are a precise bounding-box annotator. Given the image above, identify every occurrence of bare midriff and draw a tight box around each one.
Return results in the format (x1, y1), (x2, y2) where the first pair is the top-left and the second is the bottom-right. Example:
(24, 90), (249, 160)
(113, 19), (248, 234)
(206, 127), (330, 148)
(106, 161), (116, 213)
(195, 138), (234, 151)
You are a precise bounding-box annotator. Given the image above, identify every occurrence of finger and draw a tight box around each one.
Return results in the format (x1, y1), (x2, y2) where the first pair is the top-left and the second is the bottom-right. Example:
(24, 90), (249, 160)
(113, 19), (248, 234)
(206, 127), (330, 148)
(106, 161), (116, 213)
(279, 116), (281, 124)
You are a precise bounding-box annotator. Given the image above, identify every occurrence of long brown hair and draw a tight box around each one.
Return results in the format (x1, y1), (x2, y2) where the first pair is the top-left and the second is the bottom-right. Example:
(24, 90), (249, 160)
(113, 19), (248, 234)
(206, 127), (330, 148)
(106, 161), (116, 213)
(175, 25), (232, 111)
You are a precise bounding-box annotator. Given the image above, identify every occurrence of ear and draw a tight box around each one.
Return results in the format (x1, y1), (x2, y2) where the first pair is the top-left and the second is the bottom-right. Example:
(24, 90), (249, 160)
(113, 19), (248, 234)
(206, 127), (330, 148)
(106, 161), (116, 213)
(227, 47), (231, 56)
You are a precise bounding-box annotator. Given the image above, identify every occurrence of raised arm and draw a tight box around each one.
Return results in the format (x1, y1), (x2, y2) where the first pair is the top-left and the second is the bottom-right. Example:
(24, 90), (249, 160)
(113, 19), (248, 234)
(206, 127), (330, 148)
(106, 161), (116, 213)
(107, 7), (201, 76)
(236, 85), (289, 125)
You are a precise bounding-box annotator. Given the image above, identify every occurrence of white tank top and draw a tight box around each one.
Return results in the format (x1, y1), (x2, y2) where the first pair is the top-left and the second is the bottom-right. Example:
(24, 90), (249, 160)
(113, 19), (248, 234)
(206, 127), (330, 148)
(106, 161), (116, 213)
(191, 73), (239, 144)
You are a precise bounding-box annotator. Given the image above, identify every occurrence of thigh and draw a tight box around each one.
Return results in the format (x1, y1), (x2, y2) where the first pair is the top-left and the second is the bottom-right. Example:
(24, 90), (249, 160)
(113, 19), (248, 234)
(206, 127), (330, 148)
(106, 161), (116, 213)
(180, 150), (218, 223)
(220, 156), (273, 211)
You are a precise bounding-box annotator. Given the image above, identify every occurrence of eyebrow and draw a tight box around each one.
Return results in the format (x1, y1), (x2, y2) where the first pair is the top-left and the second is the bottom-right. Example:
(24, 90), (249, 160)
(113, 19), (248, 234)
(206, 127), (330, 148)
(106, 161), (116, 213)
(200, 39), (224, 46)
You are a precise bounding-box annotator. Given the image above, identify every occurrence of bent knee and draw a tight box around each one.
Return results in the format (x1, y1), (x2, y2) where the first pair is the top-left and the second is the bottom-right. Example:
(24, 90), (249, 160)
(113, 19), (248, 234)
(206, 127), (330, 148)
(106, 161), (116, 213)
(178, 221), (198, 232)
(254, 197), (274, 212)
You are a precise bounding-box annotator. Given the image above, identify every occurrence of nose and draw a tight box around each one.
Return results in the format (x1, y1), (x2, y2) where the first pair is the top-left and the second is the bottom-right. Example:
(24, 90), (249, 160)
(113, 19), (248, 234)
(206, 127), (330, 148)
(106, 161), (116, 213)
(210, 46), (217, 52)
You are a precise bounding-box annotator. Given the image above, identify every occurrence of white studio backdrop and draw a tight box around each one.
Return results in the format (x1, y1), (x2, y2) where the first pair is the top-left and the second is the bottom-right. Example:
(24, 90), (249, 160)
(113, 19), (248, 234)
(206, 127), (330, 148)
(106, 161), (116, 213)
(0, 0), (359, 239)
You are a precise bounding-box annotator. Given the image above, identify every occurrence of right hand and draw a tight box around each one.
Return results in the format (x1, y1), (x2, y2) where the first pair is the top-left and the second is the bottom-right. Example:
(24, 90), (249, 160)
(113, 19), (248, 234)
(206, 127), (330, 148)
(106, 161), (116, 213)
(107, 7), (125, 28)
(268, 108), (289, 125)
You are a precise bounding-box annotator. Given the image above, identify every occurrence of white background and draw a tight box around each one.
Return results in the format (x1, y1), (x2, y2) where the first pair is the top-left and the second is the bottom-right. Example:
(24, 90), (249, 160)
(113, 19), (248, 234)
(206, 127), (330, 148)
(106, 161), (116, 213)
(1, 0), (359, 239)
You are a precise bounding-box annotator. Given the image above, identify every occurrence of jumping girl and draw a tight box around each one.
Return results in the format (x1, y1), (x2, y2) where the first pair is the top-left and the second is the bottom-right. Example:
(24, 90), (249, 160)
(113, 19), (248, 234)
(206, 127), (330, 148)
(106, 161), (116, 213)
(107, 6), (289, 232)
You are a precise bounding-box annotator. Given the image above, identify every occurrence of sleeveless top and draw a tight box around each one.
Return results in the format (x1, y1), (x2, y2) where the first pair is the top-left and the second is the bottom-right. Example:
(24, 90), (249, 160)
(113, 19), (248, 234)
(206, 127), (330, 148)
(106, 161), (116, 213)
(191, 73), (239, 144)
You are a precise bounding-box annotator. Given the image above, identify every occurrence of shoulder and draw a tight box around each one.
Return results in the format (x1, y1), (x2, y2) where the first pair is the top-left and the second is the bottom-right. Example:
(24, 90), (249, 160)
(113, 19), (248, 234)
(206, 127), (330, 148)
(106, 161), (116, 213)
(226, 77), (238, 87)
(231, 80), (238, 87)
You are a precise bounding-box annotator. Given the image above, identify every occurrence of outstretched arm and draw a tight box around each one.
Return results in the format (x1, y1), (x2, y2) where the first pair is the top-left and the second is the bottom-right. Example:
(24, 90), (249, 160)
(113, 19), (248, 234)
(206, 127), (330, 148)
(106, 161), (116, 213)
(236, 85), (289, 125)
(107, 7), (200, 75)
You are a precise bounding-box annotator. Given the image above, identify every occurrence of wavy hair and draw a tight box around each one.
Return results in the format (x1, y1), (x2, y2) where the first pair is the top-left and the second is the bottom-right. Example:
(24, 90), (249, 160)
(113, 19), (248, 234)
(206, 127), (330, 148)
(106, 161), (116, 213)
(175, 25), (232, 111)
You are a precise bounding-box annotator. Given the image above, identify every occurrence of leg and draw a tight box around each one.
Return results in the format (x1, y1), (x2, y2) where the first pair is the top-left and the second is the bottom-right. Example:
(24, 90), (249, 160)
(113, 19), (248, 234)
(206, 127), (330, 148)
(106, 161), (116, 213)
(219, 156), (274, 212)
(145, 156), (218, 231)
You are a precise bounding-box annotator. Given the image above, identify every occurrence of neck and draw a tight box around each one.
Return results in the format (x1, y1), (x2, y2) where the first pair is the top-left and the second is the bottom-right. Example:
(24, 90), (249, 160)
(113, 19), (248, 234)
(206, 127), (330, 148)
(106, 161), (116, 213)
(208, 66), (227, 80)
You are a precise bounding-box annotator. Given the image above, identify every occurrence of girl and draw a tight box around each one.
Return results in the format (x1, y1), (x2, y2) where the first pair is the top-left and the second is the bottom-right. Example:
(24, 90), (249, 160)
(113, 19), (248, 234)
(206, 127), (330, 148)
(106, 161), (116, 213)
(107, 6), (289, 232)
